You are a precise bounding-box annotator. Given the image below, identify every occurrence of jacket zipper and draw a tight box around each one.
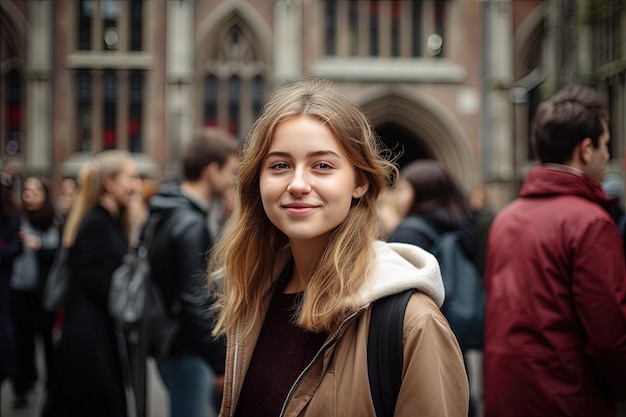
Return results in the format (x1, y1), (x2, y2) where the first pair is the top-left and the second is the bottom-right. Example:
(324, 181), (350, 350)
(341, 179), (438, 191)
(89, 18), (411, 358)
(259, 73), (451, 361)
(278, 309), (362, 417)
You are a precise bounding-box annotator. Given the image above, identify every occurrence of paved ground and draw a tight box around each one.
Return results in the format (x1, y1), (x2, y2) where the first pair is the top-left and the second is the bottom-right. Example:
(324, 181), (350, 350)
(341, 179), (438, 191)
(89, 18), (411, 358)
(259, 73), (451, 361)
(0, 341), (168, 417)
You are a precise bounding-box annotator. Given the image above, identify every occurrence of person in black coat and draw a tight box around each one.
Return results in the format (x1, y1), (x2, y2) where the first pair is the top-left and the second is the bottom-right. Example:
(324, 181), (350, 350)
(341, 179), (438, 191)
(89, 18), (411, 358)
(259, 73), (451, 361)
(147, 128), (237, 417)
(9, 177), (61, 410)
(58, 150), (140, 417)
(0, 178), (21, 409)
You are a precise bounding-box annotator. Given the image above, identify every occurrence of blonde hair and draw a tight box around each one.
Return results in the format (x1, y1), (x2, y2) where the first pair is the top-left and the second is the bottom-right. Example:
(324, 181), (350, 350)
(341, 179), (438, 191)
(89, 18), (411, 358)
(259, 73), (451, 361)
(209, 78), (397, 337)
(62, 150), (133, 247)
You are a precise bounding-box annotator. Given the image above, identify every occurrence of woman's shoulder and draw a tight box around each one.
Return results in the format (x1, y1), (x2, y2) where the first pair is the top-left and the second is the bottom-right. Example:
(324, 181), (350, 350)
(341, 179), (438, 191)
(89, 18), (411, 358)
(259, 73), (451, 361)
(404, 291), (450, 332)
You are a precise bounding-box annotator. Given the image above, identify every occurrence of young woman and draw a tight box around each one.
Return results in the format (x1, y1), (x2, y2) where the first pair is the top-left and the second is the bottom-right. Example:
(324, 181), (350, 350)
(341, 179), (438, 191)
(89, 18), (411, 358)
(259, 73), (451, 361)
(9, 177), (61, 409)
(59, 150), (139, 417)
(208, 78), (468, 417)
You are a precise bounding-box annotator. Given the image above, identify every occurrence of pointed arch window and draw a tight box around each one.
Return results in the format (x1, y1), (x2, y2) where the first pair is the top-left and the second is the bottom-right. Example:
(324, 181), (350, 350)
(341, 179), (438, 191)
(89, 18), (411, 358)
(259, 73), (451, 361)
(201, 20), (267, 138)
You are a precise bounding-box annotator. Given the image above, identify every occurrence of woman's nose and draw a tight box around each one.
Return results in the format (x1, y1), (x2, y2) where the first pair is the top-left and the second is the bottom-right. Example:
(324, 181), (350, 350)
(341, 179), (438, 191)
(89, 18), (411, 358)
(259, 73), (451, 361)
(286, 168), (311, 195)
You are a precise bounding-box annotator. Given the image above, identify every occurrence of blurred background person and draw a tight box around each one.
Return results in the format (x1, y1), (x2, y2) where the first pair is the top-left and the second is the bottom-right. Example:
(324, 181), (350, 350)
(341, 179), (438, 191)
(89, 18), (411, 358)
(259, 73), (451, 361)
(484, 86), (626, 417)
(9, 177), (61, 411)
(387, 159), (481, 417)
(0, 176), (21, 411)
(59, 150), (140, 417)
(55, 177), (78, 226)
(146, 128), (237, 417)
(376, 176), (412, 240)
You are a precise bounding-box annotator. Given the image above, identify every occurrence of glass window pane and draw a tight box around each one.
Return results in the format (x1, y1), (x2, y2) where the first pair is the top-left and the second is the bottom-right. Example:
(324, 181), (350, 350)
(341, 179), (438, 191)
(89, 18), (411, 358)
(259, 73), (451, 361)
(129, 0), (143, 51)
(76, 71), (92, 152)
(391, 0), (400, 57)
(412, 0), (422, 57)
(324, 0), (336, 55)
(204, 74), (218, 127)
(78, 0), (94, 50)
(128, 72), (143, 152)
(5, 70), (22, 156)
(251, 75), (264, 122)
(369, 1), (379, 56)
(228, 76), (240, 136)
(348, 1), (359, 56)
(103, 71), (117, 149)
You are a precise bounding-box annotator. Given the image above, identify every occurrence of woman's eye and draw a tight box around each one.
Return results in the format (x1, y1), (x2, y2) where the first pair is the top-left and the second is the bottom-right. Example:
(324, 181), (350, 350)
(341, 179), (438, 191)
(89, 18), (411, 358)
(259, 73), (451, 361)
(315, 162), (332, 170)
(270, 162), (290, 170)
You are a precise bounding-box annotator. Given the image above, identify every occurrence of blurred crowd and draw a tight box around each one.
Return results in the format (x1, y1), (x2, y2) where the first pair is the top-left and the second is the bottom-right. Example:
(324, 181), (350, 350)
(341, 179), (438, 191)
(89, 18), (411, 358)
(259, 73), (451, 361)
(0, 82), (625, 417)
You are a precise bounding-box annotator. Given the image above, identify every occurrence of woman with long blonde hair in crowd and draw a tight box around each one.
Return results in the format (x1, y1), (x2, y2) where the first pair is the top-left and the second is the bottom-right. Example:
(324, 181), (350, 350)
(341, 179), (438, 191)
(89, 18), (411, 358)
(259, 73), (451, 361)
(208, 78), (468, 417)
(58, 150), (139, 417)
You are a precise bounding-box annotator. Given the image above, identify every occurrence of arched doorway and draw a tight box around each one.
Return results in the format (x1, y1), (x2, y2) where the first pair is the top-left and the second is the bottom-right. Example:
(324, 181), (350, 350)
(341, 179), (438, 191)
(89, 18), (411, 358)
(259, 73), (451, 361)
(375, 122), (432, 168)
(355, 85), (477, 190)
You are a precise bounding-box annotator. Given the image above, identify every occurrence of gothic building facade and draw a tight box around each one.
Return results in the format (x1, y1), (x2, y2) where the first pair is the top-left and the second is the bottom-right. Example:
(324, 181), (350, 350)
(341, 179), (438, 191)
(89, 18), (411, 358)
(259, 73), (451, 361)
(1, 0), (624, 208)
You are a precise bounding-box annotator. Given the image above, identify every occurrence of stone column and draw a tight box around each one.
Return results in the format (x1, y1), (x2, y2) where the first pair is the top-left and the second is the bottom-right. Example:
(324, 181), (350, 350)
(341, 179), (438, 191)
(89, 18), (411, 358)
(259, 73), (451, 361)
(484, 0), (515, 197)
(25, 0), (53, 174)
(274, 0), (302, 86)
(166, 0), (195, 179)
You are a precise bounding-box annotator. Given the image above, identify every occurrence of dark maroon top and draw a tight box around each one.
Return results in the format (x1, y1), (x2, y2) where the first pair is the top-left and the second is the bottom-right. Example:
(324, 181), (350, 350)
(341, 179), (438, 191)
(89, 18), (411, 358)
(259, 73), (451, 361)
(235, 285), (328, 417)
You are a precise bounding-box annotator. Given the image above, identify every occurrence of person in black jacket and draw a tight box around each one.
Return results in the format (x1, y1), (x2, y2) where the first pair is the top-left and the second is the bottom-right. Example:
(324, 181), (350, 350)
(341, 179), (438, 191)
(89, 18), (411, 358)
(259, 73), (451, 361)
(59, 150), (140, 417)
(0, 177), (21, 410)
(387, 159), (480, 417)
(147, 127), (238, 417)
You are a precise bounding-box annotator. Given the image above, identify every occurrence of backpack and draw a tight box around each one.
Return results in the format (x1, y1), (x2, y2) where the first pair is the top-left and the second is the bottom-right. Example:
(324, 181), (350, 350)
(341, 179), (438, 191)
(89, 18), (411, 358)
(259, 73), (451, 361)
(397, 216), (485, 351)
(367, 290), (413, 417)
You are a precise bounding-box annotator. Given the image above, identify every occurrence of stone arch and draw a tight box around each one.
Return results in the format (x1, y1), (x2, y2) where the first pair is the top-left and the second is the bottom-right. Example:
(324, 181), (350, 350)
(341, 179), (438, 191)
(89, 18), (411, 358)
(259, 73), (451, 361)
(354, 85), (477, 190)
(196, 1), (272, 66)
(513, 3), (546, 80)
(0, 1), (27, 71)
(195, 2), (273, 135)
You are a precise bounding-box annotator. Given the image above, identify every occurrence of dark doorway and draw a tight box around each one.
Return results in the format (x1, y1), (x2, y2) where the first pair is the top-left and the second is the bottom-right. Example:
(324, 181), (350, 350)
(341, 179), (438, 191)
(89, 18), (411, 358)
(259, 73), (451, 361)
(376, 123), (432, 168)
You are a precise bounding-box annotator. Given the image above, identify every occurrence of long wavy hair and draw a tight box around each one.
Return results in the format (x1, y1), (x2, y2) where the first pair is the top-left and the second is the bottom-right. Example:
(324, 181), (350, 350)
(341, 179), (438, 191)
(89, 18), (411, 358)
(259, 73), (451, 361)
(62, 150), (133, 247)
(209, 78), (398, 337)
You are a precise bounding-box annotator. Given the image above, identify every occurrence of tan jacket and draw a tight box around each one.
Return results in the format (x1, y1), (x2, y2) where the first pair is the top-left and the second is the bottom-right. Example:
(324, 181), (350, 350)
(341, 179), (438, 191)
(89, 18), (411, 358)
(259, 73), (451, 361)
(219, 242), (469, 417)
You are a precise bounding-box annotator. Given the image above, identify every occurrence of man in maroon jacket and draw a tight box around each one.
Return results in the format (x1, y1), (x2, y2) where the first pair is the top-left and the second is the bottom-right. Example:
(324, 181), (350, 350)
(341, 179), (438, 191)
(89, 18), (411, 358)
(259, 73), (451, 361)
(484, 86), (626, 417)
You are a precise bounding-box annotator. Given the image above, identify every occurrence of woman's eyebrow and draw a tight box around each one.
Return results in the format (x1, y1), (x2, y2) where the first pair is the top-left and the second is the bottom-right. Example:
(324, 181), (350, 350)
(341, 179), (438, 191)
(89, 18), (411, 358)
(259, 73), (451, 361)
(265, 150), (341, 159)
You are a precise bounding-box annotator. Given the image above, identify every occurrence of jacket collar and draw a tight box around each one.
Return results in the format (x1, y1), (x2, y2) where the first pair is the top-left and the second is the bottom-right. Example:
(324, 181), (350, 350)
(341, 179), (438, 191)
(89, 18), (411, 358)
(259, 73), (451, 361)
(519, 165), (616, 213)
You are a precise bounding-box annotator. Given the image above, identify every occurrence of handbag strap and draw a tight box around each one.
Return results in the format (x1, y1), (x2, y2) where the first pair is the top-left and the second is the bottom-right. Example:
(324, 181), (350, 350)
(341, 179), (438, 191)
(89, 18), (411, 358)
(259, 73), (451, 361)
(367, 289), (414, 417)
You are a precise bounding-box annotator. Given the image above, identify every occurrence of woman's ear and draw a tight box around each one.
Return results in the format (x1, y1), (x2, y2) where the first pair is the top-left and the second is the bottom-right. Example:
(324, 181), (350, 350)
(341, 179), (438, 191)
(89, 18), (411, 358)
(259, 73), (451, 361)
(352, 174), (369, 199)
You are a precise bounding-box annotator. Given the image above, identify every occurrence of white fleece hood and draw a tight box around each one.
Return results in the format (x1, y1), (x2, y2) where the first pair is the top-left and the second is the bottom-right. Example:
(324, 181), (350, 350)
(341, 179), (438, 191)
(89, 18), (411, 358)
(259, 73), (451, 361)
(357, 240), (445, 308)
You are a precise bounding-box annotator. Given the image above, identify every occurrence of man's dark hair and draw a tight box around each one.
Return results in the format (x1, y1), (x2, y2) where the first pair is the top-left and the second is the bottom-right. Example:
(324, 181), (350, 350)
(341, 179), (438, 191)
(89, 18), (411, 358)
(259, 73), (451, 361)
(531, 85), (608, 164)
(181, 127), (239, 181)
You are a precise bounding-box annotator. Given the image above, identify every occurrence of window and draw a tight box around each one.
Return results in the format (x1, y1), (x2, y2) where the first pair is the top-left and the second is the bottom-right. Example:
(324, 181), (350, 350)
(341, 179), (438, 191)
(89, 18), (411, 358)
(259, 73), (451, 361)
(128, 72), (143, 152)
(4, 70), (22, 157)
(102, 71), (117, 149)
(76, 71), (92, 152)
(73, 0), (146, 152)
(202, 21), (267, 138)
(323, 0), (442, 58)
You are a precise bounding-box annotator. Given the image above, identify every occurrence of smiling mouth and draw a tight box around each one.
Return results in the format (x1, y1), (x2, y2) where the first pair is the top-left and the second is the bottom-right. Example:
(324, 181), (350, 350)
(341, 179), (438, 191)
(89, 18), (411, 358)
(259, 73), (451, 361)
(282, 204), (318, 215)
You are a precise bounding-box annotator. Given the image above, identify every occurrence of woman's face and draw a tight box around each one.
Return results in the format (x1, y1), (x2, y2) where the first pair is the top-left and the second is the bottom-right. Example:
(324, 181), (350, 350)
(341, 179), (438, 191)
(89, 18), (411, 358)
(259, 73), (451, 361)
(105, 160), (140, 209)
(260, 115), (368, 247)
(22, 178), (46, 212)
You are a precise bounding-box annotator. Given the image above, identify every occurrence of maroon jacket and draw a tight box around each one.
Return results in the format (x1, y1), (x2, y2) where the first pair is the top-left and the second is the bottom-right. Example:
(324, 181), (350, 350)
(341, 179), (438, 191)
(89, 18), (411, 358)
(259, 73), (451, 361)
(484, 165), (626, 417)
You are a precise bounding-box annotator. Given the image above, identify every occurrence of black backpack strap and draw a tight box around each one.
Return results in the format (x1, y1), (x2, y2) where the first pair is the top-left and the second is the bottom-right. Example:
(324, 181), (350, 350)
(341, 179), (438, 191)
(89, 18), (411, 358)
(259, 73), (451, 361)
(367, 289), (414, 417)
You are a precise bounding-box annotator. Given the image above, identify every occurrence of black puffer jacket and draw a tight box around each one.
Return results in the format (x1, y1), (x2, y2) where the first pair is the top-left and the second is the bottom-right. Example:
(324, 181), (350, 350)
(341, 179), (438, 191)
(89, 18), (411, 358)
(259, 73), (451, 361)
(147, 182), (225, 373)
